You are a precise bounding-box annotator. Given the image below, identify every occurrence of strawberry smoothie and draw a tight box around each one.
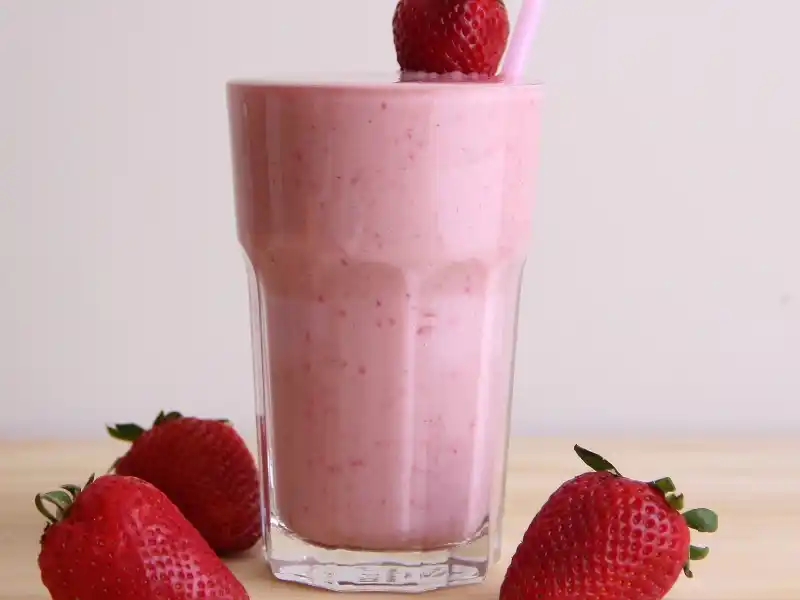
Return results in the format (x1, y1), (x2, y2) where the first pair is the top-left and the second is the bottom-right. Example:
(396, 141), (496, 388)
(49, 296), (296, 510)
(228, 74), (539, 556)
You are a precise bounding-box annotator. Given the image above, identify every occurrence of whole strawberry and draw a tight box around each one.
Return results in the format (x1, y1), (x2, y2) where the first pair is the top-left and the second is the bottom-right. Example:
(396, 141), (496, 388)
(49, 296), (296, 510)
(500, 445), (719, 600)
(393, 0), (510, 75)
(108, 410), (260, 555)
(36, 474), (250, 600)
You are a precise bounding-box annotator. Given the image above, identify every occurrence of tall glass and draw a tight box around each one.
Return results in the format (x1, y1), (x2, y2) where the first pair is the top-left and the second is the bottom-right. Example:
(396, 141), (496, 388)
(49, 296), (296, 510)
(227, 74), (541, 593)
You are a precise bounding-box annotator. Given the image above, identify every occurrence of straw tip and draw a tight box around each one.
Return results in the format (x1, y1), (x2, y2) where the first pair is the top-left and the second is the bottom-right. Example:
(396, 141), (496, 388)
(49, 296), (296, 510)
(500, 0), (546, 82)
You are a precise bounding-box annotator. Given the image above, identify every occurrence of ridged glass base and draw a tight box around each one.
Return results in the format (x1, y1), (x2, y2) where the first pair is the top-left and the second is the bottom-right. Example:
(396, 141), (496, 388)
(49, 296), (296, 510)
(264, 523), (494, 593)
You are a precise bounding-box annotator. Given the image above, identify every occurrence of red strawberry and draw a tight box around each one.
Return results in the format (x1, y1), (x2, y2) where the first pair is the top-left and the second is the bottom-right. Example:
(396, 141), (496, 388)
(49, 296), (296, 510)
(393, 0), (510, 75)
(500, 445), (719, 600)
(108, 410), (261, 555)
(36, 474), (250, 600)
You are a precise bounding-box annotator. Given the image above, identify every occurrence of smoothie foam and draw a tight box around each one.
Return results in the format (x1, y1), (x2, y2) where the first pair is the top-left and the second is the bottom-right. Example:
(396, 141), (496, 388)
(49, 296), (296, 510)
(228, 76), (540, 552)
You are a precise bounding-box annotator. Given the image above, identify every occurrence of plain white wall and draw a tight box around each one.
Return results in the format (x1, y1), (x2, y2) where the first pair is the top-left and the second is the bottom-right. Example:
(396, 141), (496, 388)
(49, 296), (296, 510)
(1, 1), (798, 439)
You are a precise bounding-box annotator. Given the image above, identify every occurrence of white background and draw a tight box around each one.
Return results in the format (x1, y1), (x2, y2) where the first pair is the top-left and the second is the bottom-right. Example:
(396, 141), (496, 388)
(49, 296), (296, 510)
(1, 1), (798, 439)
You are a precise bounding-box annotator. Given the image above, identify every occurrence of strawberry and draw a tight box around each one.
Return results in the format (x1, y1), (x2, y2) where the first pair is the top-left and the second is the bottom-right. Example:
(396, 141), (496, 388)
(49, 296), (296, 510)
(393, 0), (510, 75)
(108, 410), (261, 555)
(500, 445), (719, 600)
(36, 474), (250, 600)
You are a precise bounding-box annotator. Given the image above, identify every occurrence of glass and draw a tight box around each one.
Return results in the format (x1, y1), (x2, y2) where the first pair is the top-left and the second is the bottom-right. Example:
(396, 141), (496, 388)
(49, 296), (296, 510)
(226, 74), (541, 593)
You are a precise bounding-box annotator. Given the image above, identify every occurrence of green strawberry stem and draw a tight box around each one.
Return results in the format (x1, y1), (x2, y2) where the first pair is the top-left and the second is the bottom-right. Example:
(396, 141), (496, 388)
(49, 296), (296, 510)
(35, 475), (95, 525)
(574, 444), (719, 580)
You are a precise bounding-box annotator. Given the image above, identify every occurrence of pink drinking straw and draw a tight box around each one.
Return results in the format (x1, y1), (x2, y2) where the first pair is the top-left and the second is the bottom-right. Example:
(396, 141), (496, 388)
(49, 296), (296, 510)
(501, 0), (546, 83)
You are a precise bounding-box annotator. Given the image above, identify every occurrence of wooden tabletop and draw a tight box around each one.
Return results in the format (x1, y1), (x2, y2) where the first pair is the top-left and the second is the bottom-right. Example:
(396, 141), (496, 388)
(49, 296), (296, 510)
(1, 437), (798, 599)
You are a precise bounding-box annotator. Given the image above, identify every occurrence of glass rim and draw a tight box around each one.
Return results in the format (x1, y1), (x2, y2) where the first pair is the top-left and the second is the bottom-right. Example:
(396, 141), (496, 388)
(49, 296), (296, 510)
(226, 71), (543, 92)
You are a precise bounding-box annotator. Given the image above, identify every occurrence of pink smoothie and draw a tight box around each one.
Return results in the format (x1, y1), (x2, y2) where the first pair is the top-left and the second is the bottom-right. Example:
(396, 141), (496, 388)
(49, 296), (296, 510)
(228, 75), (540, 552)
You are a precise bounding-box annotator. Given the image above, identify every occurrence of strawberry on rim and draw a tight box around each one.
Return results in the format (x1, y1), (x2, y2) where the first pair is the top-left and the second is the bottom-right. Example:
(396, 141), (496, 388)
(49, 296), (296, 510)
(393, 0), (511, 76)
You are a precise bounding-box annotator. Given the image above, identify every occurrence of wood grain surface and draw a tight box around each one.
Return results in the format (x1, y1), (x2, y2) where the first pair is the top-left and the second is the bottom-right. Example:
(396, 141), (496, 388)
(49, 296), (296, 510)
(1, 437), (797, 599)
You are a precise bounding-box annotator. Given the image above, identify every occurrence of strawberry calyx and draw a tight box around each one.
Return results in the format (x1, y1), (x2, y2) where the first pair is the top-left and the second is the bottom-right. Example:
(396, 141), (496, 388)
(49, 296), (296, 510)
(106, 410), (185, 443)
(573, 444), (719, 579)
(106, 411), (233, 473)
(573, 444), (622, 476)
(35, 474), (96, 526)
(680, 508), (718, 577)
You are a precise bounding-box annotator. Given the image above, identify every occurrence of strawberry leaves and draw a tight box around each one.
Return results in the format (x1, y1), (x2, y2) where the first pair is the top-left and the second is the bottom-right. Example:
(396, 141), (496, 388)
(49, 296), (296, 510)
(573, 445), (622, 476)
(574, 444), (719, 581)
(153, 410), (184, 426)
(107, 410), (184, 443)
(35, 475), (95, 524)
(106, 423), (146, 442)
(651, 477), (676, 493)
(683, 508), (719, 533)
(682, 507), (719, 575)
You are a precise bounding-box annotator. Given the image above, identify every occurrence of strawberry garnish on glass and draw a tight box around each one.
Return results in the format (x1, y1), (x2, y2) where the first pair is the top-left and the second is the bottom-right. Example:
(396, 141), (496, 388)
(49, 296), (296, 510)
(393, 0), (511, 75)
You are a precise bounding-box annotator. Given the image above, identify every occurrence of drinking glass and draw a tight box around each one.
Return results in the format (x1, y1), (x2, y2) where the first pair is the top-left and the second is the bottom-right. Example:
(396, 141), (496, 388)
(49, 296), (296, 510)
(227, 74), (541, 593)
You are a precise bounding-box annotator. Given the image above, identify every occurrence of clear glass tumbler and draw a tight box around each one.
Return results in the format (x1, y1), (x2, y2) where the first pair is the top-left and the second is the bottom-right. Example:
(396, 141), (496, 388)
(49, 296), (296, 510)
(226, 74), (541, 593)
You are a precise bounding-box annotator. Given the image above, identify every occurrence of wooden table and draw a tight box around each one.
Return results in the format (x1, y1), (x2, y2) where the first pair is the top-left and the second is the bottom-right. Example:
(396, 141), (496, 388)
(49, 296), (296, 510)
(1, 437), (798, 599)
